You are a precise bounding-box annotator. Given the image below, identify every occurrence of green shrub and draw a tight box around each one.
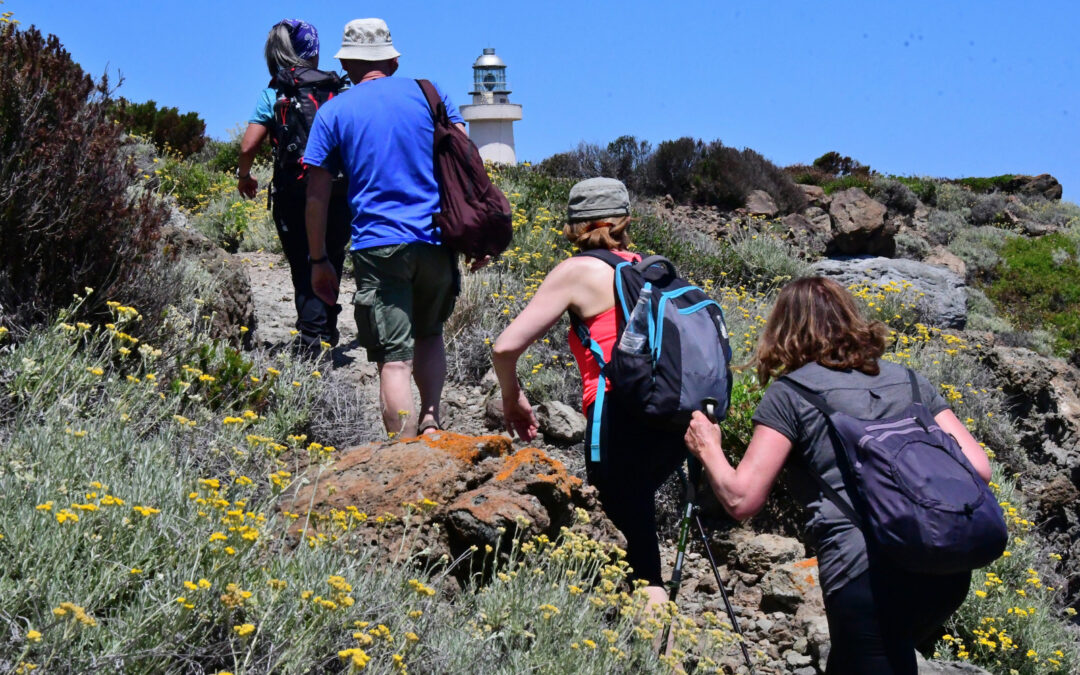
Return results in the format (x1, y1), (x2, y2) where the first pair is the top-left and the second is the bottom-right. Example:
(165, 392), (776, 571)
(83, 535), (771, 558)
(812, 150), (871, 177)
(988, 233), (1080, 356)
(820, 173), (875, 195)
(969, 193), (1007, 226)
(110, 97), (206, 158)
(927, 210), (968, 246)
(873, 177), (919, 214)
(895, 232), (931, 260)
(689, 142), (806, 213)
(894, 176), (938, 206)
(783, 163), (832, 186)
(0, 26), (167, 329)
(198, 129), (274, 175)
(729, 226), (810, 284)
(935, 183), (977, 212)
(952, 174), (1015, 194)
(948, 226), (1016, 282)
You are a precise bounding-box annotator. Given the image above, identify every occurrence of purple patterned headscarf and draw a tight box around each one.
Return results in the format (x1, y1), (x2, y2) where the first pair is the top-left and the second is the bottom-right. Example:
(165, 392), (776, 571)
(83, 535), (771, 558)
(279, 19), (319, 61)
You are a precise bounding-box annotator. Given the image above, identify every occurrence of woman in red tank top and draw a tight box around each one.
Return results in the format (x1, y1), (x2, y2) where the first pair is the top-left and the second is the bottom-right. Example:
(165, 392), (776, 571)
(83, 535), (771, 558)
(493, 178), (686, 615)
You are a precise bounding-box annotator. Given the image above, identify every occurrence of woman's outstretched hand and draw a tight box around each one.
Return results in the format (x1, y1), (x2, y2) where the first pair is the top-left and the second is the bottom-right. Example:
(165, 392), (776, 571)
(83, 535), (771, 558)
(684, 410), (723, 461)
(503, 390), (539, 441)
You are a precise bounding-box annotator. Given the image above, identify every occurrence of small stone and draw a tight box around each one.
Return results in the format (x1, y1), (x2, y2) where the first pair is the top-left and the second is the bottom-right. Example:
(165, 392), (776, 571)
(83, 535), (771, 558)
(793, 637), (809, 654)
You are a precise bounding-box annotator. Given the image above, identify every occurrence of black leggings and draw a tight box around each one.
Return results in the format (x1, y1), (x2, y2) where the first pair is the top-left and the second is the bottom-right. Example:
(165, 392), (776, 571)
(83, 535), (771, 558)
(584, 397), (685, 587)
(824, 563), (970, 674)
(272, 188), (351, 348)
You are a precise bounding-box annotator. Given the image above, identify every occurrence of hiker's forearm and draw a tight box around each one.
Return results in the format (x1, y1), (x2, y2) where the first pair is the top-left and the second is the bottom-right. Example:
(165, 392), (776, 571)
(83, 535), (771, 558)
(305, 168), (333, 257)
(492, 349), (522, 400)
(238, 123), (267, 176)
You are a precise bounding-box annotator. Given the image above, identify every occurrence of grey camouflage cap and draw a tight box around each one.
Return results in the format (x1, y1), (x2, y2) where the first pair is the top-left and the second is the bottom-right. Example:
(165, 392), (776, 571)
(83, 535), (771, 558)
(334, 18), (401, 61)
(567, 177), (630, 222)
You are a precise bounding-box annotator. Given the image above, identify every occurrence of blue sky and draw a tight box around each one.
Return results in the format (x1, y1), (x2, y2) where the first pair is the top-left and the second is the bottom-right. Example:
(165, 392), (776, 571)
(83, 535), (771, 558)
(29, 1), (1080, 200)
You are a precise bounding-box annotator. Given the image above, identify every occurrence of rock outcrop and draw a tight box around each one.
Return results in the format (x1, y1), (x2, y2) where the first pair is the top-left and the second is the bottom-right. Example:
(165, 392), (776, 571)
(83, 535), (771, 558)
(813, 256), (967, 329)
(160, 221), (257, 348)
(827, 188), (895, 256)
(281, 432), (623, 580)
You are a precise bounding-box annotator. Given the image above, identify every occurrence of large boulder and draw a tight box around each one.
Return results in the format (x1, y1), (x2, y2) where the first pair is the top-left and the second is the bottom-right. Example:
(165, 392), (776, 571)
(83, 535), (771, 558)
(281, 432), (624, 579)
(982, 346), (1080, 474)
(797, 183), (831, 208)
(827, 188), (895, 256)
(813, 256), (967, 329)
(732, 532), (806, 578)
(745, 190), (779, 217)
(1005, 173), (1063, 201)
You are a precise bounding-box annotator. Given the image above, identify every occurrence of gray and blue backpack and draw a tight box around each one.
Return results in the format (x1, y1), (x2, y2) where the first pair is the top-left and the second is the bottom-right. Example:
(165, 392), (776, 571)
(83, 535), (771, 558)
(782, 372), (1008, 574)
(571, 250), (734, 463)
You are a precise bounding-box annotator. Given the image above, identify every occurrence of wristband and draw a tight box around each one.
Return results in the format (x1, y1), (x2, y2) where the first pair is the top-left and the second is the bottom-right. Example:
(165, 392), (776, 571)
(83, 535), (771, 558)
(236, 171), (251, 180)
(308, 254), (329, 264)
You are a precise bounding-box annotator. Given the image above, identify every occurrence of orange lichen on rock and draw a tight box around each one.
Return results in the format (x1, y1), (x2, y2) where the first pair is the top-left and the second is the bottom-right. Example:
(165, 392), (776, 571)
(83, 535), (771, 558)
(495, 447), (582, 495)
(793, 557), (818, 569)
(419, 431), (512, 464)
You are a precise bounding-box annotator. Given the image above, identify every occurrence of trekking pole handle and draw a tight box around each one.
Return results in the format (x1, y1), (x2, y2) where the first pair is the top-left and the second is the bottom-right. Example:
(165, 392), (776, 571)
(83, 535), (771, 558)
(701, 397), (719, 424)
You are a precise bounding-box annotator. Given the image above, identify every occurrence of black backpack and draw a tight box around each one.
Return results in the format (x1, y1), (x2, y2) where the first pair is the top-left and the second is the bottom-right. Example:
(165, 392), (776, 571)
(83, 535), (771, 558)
(269, 66), (344, 196)
(781, 373), (1007, 574)
(571, 250), (734, 463)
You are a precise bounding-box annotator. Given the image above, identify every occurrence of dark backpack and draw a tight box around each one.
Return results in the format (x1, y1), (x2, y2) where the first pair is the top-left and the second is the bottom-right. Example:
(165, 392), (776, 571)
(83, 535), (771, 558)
(269, 66), (344, 194)
(572, 250), (734, 463)
(781, 371), (1008, 574)
(415, 79), (512, 260)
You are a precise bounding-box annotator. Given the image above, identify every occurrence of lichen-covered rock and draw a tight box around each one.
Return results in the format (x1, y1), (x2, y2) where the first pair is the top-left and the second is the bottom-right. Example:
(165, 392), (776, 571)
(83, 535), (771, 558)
(281, 432), (624, 579)
(733, 533), (806, 578)
(759, 557), (822, 614)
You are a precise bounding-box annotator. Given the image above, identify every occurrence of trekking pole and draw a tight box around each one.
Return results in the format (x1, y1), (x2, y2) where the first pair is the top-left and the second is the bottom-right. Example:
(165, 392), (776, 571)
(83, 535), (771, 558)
(665, 398), (755, 671)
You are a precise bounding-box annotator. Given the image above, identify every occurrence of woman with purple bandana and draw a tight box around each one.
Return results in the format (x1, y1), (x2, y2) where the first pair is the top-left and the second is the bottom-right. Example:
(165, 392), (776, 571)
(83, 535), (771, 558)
(236, 20), (351, 355)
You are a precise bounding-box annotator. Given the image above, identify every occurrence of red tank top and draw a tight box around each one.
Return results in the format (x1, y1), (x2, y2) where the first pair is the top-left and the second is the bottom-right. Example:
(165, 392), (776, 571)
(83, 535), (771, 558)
(568, 250), (641, 413)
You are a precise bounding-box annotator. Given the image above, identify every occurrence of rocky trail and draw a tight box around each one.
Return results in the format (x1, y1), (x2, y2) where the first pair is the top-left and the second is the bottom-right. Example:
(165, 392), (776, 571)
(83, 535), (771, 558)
(242, 249), (998, 674)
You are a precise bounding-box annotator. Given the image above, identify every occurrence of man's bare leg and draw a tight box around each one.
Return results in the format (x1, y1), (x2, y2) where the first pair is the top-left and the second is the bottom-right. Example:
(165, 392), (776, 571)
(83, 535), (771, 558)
(413, 334), (446, 433)
(378, 360), (416, 437)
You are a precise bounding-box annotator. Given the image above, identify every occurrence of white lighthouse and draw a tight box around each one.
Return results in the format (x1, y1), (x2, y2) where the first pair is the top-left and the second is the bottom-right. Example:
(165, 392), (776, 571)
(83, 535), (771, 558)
(460, 48), (522, 165)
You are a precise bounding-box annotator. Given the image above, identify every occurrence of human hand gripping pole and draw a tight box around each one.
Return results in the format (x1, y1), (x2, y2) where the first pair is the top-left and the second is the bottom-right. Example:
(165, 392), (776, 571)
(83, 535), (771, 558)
(662, 398), (754, 671)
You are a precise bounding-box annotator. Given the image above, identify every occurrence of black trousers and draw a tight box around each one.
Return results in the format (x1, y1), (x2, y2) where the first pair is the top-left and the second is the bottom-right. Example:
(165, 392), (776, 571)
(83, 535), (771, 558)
(584, 395), (686, 587)
(271, 188), (351, 349)
(824, 562), (970, 674)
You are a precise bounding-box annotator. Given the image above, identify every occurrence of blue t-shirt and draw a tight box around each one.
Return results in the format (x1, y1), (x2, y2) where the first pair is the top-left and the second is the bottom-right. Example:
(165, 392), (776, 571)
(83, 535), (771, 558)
(303, 77), (463, 250)
(249, 87), (276, 125)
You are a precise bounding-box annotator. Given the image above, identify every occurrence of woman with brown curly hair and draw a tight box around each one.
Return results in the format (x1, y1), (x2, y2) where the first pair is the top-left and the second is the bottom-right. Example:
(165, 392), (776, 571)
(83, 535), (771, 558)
(493, 178), (685, 612)
(684, 276), (991, 674)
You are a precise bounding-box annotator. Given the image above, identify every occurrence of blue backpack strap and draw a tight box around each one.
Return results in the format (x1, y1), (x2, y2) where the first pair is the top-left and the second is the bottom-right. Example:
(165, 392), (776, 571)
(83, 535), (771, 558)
(777, 376), (865, 529)
(570, 312), (607, 463)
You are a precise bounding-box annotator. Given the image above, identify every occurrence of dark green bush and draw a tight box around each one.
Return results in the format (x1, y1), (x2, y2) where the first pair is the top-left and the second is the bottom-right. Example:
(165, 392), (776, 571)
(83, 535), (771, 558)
(812, 150), (871, 177)
(952, 175), (1015, 194)
(200, 136), (272, 175)
(894, 176), (938, 205)
(873, 177), (919, 214)
(0, 26), (166, 328)
(110, 97), (207, 158)
(821, 174), (875, 194)
(689, 142), (807, 212)
(538, 136), (805, 213)
(783, 163), (832, 186)
(988, 233), (1080, 355)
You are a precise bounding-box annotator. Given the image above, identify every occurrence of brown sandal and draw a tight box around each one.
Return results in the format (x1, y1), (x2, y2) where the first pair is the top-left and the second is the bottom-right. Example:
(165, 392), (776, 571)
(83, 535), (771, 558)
(418, 418), (442, 435)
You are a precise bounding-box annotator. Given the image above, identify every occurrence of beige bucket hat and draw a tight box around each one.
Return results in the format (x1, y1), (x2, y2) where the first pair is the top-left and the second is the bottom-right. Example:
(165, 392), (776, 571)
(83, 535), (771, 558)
(334, 18), (401, 61)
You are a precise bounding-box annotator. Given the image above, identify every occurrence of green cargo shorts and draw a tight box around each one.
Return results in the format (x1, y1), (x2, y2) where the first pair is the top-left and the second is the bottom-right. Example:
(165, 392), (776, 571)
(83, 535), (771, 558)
(350, 242), (459, 363)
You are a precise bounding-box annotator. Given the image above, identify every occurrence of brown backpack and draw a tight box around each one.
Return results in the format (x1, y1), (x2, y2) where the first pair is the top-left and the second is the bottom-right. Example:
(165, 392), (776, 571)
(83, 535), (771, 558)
(416, 79), (513, 260)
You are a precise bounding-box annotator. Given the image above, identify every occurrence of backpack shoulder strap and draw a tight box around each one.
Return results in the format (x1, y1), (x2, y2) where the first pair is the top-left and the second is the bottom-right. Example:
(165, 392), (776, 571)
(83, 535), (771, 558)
(907, 368), (923, 405)
(777, 376), (865, 529)
(416, 79), (448, 124)
(574, 248), (629, 268)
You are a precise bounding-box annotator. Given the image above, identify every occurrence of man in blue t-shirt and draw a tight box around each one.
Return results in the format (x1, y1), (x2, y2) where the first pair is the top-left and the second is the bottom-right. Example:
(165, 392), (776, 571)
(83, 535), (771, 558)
(305, 18), (466, 438)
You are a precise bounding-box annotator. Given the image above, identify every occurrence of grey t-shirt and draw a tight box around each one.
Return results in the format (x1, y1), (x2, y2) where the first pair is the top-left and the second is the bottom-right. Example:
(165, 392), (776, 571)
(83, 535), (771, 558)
(751, 361), (950, 597)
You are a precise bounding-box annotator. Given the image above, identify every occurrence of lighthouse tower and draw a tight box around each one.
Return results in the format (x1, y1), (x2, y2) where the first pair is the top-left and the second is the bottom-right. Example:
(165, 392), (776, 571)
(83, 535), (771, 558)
(460, 48), (522, 165)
